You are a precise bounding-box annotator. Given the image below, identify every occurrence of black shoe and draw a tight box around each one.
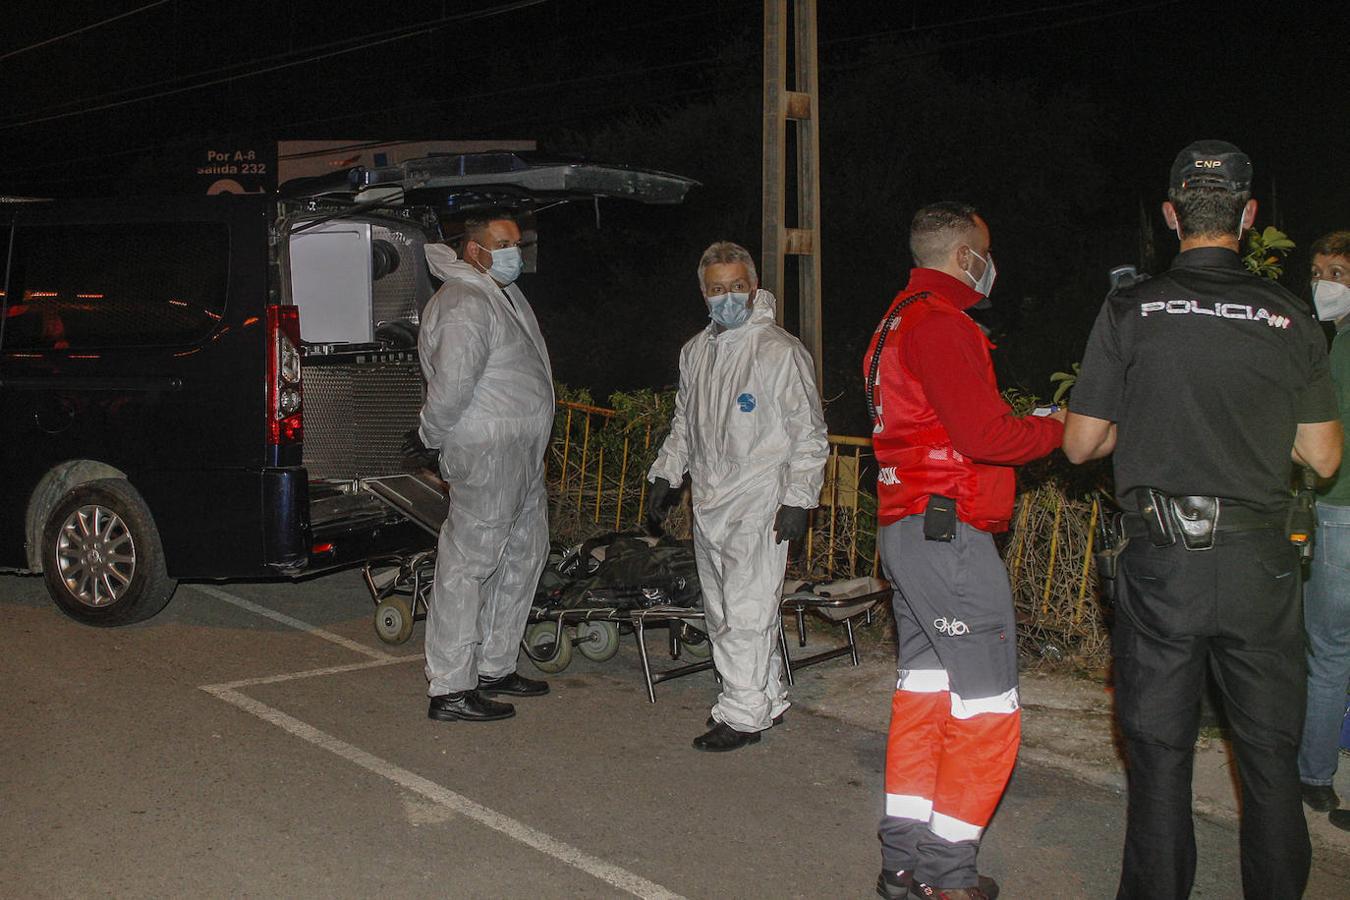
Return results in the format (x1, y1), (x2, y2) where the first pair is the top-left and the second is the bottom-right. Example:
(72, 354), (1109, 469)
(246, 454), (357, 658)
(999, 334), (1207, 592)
(876, 868), (912, 899)
(705, 712), (785, 728)
(909, 875), (999, 899)
(692, 721), (761, 752)
(1330, 809), (1350, 832)
(428, 690), (515, 722)
(1300, 781), (1340, 811)
(478, 671), (550, 697)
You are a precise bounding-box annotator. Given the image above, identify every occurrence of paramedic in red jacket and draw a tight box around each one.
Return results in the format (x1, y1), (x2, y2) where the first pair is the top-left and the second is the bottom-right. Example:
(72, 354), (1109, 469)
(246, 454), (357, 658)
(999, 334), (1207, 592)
(865, 202), (1065, 900)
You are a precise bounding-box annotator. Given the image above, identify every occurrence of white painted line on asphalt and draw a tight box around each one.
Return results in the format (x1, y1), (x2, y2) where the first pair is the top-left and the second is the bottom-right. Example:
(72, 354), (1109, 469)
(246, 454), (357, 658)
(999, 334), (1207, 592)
(203, 653), (424, 691)
(202, 684), (686, 900)
(191, 584), (391, 660)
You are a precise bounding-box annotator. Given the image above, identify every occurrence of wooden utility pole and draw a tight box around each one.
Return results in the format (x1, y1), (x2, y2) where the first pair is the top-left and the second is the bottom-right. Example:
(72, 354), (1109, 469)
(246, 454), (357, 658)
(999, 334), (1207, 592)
(762, 0), (823, 384)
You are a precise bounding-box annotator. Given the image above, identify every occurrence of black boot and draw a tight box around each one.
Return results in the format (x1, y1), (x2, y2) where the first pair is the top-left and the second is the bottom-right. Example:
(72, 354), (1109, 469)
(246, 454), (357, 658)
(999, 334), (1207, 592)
(705, 712), (785, 728)
(692, 721), (761, 752)
(478, 671), (550, 697)
(876, 868), (912, 899)
(428, 690), (515, 722)
(909, 875), (999, 899)
(1300, 781), (1340, 811)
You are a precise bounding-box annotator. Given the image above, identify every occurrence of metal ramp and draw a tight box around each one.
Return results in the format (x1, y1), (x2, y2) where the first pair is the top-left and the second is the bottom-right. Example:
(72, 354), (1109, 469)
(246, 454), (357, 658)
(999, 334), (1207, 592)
(359, 473), (448, 536)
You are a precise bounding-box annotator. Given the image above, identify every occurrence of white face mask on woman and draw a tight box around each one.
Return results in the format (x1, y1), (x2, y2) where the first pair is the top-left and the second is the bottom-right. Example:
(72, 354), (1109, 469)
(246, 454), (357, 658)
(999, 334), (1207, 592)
(1313, 279), (1350, 322)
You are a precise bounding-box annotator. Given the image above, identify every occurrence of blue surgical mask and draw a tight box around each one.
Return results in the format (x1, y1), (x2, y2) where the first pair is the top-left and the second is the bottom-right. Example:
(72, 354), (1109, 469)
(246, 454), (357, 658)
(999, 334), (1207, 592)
(964, 249), (997, 297)
(707, 291), (752, 329)
(488, 246), (523, 285)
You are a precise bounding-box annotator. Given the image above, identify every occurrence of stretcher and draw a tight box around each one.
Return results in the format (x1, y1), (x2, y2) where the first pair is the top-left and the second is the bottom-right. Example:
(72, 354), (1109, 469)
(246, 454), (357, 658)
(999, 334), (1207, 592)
(356, 477), (712, 679)
(357, 473), (446, 645)
(355, 473), (888, 700)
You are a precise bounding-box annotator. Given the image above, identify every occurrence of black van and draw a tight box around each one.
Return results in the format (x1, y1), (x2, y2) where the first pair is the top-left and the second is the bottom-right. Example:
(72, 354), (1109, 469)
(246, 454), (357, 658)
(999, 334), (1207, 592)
(0, 152), (694, 625)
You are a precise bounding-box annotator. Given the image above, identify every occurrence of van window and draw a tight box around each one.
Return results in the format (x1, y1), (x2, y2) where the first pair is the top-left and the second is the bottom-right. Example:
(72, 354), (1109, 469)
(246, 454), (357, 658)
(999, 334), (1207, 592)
(2, 222), (228, 350)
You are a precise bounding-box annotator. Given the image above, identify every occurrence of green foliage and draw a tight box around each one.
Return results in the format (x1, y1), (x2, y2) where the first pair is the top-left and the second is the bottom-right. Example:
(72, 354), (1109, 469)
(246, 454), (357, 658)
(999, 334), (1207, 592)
(1002, 387), (1041, 417)
(547, 385), (678, 547)
(1243, 225), (1296, 280)
(1049, 363), (1080, 404)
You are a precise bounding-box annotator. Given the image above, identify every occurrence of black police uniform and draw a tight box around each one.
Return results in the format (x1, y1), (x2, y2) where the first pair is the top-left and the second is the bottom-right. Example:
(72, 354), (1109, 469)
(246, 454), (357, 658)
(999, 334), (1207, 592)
(1073, 246), (1337, 900)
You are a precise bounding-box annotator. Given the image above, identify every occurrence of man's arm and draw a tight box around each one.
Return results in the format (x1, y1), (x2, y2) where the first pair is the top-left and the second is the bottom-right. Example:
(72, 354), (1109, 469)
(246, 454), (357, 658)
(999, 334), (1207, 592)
(777, 341), (830, 510)
(1293, 420), (1343, 479)
(417, 289), (493, 448)
(648, 343), (693, 485)
(907, 313), (1063, 465)
(1062, 412), (1117, 463)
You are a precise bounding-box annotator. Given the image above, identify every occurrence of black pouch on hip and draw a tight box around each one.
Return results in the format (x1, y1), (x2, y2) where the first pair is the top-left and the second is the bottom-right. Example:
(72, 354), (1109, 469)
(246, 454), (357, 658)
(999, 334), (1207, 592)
(924, 495), (957, 542)
(1138, 488), (1176, 548)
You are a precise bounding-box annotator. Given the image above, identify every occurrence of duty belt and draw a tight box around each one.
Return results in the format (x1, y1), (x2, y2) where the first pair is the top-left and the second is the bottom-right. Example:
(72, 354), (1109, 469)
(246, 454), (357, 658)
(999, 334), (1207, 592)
(1123, 489), (1281, 551)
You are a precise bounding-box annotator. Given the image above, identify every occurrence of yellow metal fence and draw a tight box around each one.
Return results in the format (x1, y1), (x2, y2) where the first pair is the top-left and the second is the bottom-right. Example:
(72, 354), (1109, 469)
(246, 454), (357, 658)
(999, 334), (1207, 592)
(545, 399), (1105, 662)
(545, 400), (879, 581)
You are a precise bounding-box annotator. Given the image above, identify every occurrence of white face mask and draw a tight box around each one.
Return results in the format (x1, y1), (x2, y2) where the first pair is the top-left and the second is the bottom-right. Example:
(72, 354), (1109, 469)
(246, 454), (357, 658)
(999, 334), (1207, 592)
(707, 291), (753, 329)
(487, 246), (523, 285)
(964, 248), (997, 297)
(1313, 280), (1350, 322)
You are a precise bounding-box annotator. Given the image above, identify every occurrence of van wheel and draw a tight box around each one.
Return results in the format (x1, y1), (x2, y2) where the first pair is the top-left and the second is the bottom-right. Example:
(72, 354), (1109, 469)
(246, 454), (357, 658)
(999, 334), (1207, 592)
(41, 479), (177, 626)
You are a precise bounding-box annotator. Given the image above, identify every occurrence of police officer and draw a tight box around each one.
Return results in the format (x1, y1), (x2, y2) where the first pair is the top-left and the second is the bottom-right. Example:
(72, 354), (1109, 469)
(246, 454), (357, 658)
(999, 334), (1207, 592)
(1064, 140), (1342, 900)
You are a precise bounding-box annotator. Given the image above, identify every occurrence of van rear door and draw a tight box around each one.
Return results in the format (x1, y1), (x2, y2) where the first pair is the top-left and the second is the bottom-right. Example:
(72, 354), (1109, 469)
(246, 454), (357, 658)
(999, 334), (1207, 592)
(276, 153), (697, 570)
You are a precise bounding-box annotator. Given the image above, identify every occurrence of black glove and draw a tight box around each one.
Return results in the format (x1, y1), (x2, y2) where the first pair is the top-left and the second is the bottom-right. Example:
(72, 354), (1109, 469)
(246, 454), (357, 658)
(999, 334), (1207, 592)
(773, 505), (810, 544)
(645, 477), (679, 533)
(401, 427), (439, 470)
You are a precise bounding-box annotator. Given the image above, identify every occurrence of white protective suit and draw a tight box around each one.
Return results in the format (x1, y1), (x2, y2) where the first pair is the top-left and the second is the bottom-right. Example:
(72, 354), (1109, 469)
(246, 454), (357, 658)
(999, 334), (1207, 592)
(418, 244), (555, 695)
(648, 289), (829, 731)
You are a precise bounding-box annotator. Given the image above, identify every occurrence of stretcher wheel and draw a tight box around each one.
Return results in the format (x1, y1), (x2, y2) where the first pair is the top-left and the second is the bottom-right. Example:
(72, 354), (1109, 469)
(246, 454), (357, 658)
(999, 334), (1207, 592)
(374, 596), (414, 645)
(525, 622), (573, 673)
(678, 622), (713, 658)
(575, 620), (620, 662)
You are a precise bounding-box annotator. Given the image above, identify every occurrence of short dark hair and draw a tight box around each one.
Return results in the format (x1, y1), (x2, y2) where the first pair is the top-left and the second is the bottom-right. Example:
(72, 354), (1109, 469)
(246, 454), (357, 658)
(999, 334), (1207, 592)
(1167, 185), (1249, 240)
(460, 207), (517, 247)
(910, 201), (980, 267)
(1311, 231), (1350, 260)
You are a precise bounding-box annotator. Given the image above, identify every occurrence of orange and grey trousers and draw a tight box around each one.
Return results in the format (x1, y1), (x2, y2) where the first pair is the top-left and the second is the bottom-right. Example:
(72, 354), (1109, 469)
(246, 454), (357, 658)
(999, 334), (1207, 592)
(877, 515), (1021, 889)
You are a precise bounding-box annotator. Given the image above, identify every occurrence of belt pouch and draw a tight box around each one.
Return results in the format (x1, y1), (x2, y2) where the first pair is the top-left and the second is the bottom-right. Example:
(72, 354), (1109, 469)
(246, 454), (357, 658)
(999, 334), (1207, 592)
(1139, 488), (1176, 548)
(1169, 495), (1218, 551)
(923, 495), (957, 542)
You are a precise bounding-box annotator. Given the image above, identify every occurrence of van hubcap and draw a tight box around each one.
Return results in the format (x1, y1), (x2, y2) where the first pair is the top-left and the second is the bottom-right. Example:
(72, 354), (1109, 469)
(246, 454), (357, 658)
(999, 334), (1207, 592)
(55, 505), (136, 608)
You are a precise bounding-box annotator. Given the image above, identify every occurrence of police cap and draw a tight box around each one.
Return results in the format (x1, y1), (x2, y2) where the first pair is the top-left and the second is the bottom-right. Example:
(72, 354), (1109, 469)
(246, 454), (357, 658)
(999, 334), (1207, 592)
(1169, 140), (1252, 192)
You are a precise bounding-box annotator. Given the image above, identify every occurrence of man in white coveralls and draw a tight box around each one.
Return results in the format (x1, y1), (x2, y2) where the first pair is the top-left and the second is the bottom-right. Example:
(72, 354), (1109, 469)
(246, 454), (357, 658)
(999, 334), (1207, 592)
(647, 241), (829, 752)
(416, 211), (554, 722)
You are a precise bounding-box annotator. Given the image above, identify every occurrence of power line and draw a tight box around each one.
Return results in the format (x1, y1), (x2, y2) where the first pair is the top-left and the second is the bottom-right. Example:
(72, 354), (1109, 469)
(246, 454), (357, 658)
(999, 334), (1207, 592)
(0, 0), (753, 130)
(0, 0), (171, 63)
(0, 0), (553, 132)
(823, 0), (1185, 71)
(1, 0), (1180, 182)
(822, 0), (1119, 48)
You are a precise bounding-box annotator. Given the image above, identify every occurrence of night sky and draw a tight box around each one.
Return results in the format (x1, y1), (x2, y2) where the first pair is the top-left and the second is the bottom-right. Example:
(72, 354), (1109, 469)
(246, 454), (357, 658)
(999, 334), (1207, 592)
(2, 0), (1344, 421)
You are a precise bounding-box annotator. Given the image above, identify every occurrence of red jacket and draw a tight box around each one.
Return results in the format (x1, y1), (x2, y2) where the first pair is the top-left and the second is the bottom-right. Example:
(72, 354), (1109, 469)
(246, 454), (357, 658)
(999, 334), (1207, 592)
(864, 268), (1063, 532)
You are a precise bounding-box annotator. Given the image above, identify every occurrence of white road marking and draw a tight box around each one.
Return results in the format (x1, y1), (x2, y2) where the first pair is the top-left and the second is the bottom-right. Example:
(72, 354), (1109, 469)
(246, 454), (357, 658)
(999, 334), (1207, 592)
(202, 684), (686, 900)
(191, 584), (391, 660)
(204, 654), (423, 691)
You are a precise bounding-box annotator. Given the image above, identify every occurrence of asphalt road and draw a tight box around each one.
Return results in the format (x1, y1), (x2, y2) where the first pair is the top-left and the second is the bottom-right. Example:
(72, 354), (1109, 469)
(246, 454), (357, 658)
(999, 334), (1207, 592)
(4, 569), (1349, 899)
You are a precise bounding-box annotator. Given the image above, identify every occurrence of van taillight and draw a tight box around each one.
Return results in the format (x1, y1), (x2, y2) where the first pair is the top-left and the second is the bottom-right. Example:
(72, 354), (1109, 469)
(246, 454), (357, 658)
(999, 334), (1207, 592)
(267, 306), (303, 445)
